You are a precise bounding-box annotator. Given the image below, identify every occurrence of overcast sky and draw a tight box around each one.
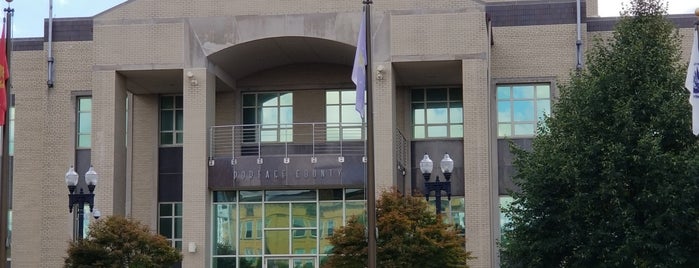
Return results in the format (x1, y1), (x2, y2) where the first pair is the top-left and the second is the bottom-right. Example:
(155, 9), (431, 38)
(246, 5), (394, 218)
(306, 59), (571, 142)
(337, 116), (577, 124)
(597, 0), (696, 17)
(0, 0), (696, 38)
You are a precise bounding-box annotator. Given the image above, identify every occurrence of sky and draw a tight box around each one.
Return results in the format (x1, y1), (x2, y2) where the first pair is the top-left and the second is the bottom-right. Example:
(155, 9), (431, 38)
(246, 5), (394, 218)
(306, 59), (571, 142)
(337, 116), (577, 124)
(598, 0), (696, 17)
(0, 0), (696, 38)
(7, 0), (127, 38)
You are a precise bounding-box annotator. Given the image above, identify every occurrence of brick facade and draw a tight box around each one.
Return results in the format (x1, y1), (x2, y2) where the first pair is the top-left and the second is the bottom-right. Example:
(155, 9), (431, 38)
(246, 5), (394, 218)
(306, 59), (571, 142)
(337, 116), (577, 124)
(8, 0), (697, 267)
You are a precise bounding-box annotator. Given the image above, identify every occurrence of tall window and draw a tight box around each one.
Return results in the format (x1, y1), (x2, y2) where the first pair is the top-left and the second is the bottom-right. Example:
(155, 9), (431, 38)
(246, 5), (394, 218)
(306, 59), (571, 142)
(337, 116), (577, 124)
(326, 90), (364, 141)
(411, 87), (463, 139)
(77, 97), (92, 148)
(159, 202), (183, 250)
(242, 92), (293, 142)
(497, 84), (551, 137)
(160, 95), (183, 145)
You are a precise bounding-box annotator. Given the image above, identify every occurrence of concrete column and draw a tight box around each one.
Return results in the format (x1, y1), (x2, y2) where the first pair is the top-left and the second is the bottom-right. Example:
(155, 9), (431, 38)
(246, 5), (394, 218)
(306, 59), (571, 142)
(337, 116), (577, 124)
(182, 68), (214, 267)
(462, 58), (494, 268)
(92, 71), (128, 217)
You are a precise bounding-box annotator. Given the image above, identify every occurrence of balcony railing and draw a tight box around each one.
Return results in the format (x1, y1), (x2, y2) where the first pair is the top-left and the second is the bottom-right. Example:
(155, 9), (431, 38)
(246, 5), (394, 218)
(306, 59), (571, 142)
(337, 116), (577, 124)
(209, 123), (366, 160)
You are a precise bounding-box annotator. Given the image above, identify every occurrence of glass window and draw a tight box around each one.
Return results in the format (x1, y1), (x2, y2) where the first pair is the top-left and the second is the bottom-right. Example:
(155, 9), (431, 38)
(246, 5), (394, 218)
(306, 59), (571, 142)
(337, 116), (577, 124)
(500, 196), (515, 242)
(265, 203), (289, 228)
(345, 201), (366, 224)
(212, 189), (368, 265)
(449, 198), (466, 235)
(319, 202), (342, 253)
(266, 230), (290, 254)
(76, 96), (91, 148)
(497, 84), (551, 137)
(318, 189), (343, 201)
(240, 191), (263, 202)
(266, 190), (317, 202)
(242, 92), (293, 143)
(412, 87), (463, 139)
(158, 202), (183, 250)
(239, 203), (262, 254)
(159, 95), (183, 146)
(326, 90), (365, 141)
(214, 203), (236, 255)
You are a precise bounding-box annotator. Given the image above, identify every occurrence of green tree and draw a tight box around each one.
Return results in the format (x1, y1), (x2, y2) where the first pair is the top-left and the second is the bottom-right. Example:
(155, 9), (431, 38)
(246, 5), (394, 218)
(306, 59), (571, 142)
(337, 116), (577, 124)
(65, 215), (182, 268)
(324, 190), (472, 268)
(501, 0), (699, 267)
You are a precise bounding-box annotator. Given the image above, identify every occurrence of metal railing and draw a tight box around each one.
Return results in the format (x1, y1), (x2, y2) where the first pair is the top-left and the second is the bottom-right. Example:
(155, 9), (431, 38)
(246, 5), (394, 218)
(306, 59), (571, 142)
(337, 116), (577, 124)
(394, 129), (408, 168)
(209, 123), (366, 160)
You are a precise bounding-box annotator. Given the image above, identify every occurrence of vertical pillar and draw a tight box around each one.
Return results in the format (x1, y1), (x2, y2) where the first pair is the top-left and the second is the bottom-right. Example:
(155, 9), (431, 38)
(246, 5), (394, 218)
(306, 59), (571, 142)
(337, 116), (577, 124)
(182, 68), (213, 267)
(372, 62), (396, 191)
(92, 71), (128, 217)
(129, 94), (159, 229)
(462, 58), (494, 268)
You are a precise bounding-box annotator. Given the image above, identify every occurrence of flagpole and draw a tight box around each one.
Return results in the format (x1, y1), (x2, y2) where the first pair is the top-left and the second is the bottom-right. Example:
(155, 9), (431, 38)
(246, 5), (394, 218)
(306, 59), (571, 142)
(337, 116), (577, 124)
(362, 0), (376, 268)
(0, 4), (11, 267)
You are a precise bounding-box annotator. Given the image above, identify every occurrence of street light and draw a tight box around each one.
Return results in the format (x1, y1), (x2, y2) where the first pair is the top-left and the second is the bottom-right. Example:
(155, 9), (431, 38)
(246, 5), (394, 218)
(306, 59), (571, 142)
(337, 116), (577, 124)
(420, 153), (453, 214)
(65, 165), (98, 240)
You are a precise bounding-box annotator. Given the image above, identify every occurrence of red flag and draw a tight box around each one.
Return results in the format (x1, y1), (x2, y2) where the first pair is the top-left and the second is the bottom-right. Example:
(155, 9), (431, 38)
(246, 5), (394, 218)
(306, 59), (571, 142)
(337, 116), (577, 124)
(0, 18), (8, 126)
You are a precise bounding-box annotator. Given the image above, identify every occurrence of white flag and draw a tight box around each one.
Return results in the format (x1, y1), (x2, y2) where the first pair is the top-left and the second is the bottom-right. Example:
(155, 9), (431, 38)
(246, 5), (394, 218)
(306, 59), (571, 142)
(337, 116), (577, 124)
(686, 29), (699, 135)
(352, 10), (367, 118)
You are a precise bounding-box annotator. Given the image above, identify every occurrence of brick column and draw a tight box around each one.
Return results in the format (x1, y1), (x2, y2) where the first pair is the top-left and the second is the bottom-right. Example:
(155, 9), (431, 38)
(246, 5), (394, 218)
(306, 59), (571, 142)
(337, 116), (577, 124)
(129, 94), (159, 229)
(182, 68), (213, 267)
(373, 61), (396, 192)
(462, 58), (494, 268)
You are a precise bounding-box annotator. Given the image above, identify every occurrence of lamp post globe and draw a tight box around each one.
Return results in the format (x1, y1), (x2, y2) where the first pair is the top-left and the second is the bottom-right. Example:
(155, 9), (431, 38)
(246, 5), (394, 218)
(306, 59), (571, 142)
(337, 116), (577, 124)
(65, 166), (79, 193)
(66, 165), (98, 240)
(420, 153), (433, 181)
(422, 153), (453, 214)
(440, 153), (454, 181)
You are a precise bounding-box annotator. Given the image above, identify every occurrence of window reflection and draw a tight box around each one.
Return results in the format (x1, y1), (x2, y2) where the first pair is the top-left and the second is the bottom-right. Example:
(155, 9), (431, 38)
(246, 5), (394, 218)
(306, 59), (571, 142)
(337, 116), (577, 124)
(319, 201), (342, 253)
(512, 85), (534, 98)
(496, 84), (551, 137)
(265, 230), (289, 254)
(214, 204), (236, 255)
(499, 196), (514, 243)
(325, 90), (365, 141)
(77, 96), (92, 148)
(513, 101), (535, 121)
(158, 202), (183, 250)
(411, 87), (463, 139)
(265, 203), (289, 228)
(239, 203), (262, 254)
(212, 190), (369, 265)
(159, 95), (183, 146)
(242, 92), (294, 143)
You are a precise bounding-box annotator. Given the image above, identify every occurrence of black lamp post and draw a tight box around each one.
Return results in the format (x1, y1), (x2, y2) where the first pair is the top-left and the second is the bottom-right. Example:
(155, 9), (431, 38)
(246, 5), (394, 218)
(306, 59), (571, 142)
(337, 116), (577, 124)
(420, 153), (454, 214)
(65, 165), (98, 240)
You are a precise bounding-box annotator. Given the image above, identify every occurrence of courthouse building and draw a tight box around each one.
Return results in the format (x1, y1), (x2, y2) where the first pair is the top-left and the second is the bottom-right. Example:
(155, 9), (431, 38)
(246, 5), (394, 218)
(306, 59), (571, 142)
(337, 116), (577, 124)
(6, 0), (697, 267)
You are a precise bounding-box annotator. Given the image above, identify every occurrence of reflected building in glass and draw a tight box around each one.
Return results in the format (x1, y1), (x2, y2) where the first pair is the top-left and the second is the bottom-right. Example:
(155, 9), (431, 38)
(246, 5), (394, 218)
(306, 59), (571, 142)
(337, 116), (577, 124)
(7, 0), (698, 267)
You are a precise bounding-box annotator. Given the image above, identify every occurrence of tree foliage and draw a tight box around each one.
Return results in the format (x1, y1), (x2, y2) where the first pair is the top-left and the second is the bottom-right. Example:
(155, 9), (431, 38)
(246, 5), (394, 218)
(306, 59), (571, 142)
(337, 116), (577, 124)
(64, 215), (183, 268)
(501, 0), (699, 267)
(324, 190), (472, 268)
